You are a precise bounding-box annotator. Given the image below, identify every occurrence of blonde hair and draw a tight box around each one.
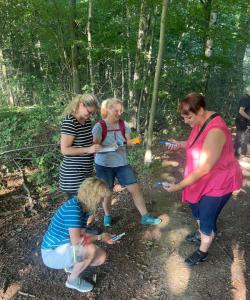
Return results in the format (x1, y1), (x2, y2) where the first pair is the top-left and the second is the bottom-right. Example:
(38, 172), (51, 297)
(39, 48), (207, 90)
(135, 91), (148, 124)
(64, 94), (99, 116)
(100, 98), (123, 118)
(77, 177), (111, 212)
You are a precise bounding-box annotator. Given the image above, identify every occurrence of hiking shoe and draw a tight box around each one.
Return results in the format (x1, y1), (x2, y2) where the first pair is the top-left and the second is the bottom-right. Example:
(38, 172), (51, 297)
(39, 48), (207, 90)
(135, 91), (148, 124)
(64, 266), (74, 273)
(185, 249), (208, 266)
(140, 213), (161, 225)
(185, 232), (201, 245)
(65, 277), (93, 293)
(103, 215), (112, 227)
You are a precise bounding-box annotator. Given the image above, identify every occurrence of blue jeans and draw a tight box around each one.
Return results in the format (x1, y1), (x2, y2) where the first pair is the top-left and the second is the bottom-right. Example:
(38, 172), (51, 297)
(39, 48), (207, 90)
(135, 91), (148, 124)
(190, 193), (232, 236)
(95, 164), (137, 189)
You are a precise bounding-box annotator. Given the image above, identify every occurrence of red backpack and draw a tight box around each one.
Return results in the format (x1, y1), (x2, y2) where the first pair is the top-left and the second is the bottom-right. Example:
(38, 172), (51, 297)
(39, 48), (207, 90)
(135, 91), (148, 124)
(99, 119), (126, 143)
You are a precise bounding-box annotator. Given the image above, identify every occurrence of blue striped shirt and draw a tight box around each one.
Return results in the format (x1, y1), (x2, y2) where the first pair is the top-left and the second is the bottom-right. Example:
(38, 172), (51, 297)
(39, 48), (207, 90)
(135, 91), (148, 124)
(41, 198), (88, 249)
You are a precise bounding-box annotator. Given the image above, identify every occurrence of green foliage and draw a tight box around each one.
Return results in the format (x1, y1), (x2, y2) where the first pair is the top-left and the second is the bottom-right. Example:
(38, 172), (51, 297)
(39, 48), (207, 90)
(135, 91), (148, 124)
(0, 105), (63, 189)
(0, 0), (249, 190)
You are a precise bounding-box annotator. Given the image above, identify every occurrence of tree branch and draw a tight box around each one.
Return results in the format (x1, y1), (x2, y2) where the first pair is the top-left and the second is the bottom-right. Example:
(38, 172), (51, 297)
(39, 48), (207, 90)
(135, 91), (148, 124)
(0, 144), (58, 156)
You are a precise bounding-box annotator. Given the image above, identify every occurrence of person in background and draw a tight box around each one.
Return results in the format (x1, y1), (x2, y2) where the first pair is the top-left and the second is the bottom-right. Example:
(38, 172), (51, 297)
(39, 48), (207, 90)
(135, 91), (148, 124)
(234, 90), (250, 158)
(41, 177), (114, 293)
(92, 98), (161, 227)
(59, 94), (101, 198)
(163, 92), (242, 266)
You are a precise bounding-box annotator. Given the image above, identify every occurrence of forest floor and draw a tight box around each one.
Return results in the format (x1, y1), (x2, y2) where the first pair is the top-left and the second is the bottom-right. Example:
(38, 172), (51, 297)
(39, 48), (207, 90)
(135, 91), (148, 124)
(0, 147), (249, 300)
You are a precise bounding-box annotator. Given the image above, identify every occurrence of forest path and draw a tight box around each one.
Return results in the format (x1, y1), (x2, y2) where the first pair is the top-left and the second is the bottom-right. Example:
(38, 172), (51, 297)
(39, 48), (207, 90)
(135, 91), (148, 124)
(0, 150), (249, 300)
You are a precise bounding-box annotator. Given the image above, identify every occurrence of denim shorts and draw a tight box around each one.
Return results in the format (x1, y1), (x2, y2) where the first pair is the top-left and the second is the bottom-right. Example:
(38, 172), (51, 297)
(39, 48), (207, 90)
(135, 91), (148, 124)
(190, 193), (232, 236)
(41, 243), (86, 269)
(95, 164), (137, 189)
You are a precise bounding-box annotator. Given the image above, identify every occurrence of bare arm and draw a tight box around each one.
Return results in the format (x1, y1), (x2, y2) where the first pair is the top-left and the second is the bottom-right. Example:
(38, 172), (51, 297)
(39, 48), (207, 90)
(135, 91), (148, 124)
(61, 134), (101, 155)
(69, 228), (83, 245)
(93, 135), (102, 145)
(239, 107), (250, 121)
(70, 228), (114, 244)
(165, 129), (226, 191)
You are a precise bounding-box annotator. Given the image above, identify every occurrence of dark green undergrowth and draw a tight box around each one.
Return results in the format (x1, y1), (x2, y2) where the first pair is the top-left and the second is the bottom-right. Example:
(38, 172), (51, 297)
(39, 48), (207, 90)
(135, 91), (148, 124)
(0, 105), (63, 191)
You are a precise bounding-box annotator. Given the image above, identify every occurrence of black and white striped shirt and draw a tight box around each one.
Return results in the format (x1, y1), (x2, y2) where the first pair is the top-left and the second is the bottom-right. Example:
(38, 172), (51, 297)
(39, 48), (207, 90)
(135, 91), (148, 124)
(59, 115), (94, 194)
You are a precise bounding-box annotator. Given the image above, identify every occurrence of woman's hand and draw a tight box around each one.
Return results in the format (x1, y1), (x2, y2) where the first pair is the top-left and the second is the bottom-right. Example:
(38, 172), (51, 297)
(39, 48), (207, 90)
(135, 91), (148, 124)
(165, 141), (183, 151)
(100, 232), (117, 244)
(88, 144), (102, 154)
(163, 182), (182, 192)
(126, 140), (135, 147)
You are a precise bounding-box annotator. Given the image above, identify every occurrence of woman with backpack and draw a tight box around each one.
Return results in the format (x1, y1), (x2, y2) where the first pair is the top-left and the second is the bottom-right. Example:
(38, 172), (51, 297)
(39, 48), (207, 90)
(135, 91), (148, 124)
(92, 98), (161, 227)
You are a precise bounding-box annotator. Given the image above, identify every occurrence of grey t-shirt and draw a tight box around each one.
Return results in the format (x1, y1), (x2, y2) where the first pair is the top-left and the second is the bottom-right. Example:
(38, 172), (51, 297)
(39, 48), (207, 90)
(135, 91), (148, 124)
(92, 120), (131, 167)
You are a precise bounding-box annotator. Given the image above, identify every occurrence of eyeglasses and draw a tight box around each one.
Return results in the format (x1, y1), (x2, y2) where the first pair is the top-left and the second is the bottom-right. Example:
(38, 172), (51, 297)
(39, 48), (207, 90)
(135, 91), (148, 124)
(84, 105), (96, 116)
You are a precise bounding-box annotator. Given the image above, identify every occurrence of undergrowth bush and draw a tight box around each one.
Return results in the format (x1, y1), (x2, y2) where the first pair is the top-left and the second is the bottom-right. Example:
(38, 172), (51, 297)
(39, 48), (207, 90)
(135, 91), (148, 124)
(0, 104), (63, 192)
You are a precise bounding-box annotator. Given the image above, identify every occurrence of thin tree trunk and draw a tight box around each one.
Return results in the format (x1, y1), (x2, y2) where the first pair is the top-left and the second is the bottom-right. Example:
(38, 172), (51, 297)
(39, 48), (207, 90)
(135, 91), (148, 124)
(126, 1), (133, 111)
(0, 49), (14, 106)
(144, 0), (168, 165)
(201, 0), (216, 93)
(136, 8), (156, 133)
(131, 0), (148, 128)
(87, 0), (94, 92)
(70, 0), (80, 94)
(121, 56), (125, 102)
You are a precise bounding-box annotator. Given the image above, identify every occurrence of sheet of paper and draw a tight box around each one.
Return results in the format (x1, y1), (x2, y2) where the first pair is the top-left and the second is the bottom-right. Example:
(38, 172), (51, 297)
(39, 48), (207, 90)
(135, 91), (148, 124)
(97, 144), (118, 153)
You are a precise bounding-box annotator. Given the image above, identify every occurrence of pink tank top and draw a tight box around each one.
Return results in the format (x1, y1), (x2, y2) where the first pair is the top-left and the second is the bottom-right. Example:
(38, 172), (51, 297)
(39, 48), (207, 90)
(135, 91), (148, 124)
(182, 115), (243, 203)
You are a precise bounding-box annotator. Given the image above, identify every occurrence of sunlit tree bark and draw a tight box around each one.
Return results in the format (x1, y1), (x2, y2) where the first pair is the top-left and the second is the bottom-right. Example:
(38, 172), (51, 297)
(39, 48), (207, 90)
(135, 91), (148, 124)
(144, 0), (168, 165)
(87, 0), (94, 92)
(70, 0), (80, 94)
(0, 49), (14, 106)
(201, 0), (217, 93)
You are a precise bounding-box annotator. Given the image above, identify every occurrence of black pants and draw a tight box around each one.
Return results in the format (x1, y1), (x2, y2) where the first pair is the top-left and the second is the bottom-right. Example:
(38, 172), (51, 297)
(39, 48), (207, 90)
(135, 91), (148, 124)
(234, 128), (250, 157)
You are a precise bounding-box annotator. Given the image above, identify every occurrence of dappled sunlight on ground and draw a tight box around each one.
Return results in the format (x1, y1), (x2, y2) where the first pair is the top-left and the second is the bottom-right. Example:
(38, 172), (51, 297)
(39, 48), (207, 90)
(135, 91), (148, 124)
(242, 169), (250, 178)
(111, 196), (119, 205)
(164, 252), (191, 296)
(239, 160), (250, 170)
(160, 172), (176, 183)
(231, 242), (247, 300)
(167, 228), (190, 248)
(162, 160), (179, 167)
(142, 214), (170, 241)
(242, 178), (250, 187)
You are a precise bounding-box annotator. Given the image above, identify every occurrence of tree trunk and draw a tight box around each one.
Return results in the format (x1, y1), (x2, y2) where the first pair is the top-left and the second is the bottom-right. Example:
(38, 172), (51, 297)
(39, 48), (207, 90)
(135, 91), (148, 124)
(144, 0), (168, 165)
(125, 1), (134, 111)
(87, 0), (94, 92)
(201, 0), (216, 93)
(70, 0), (80, 94)
(136, 8), (156, 133)
(130, 0), (148, 128)
(0, 49), (14, 106)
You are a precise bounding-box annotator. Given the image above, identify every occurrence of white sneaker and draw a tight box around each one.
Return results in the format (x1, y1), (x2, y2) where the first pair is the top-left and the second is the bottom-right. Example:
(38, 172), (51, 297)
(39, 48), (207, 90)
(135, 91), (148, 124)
(66, 277), (93, 293)
(64, 266), (73, 273)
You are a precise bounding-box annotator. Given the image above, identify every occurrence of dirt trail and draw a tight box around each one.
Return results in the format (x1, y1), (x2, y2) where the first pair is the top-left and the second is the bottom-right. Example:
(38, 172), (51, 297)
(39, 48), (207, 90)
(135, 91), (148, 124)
(0, 151), (249, 300)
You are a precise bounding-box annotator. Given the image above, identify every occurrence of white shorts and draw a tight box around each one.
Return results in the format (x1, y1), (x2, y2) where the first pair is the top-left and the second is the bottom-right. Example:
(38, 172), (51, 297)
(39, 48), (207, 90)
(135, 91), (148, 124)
(41, 243), (86, 269)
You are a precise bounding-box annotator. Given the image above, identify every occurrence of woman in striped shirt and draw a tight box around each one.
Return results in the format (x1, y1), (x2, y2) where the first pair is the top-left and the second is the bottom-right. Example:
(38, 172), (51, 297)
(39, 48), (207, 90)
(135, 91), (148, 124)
(41, 177), (115, 293)
(59, 94), (101, 197)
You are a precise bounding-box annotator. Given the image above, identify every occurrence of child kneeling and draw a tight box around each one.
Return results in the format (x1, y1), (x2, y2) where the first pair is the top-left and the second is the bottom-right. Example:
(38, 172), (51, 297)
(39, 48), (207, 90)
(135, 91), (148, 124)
(41, 177), (114, 293)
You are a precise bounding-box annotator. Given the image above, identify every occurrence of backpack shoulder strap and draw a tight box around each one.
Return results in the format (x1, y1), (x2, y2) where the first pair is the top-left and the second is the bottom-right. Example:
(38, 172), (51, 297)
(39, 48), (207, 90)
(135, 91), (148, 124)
(119, 119), (126, 140)
(189, 113), (220, 147)
(99, 120), (107, 143)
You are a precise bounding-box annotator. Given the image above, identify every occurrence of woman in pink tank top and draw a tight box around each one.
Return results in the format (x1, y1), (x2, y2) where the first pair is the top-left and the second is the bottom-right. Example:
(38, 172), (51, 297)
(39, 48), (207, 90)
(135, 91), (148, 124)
(163, 92), (243, 266)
